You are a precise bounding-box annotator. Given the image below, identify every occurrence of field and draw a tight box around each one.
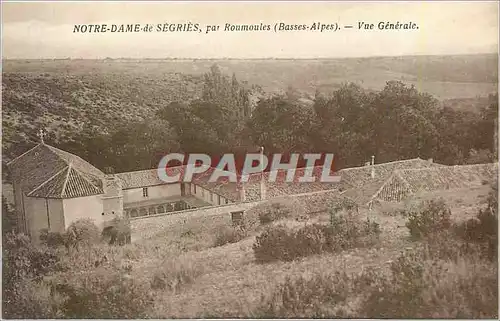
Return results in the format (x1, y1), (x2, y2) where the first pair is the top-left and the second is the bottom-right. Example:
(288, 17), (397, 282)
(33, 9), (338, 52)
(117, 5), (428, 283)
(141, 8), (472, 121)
(6, 183), (496, 318)
(123, 185), (497, 317)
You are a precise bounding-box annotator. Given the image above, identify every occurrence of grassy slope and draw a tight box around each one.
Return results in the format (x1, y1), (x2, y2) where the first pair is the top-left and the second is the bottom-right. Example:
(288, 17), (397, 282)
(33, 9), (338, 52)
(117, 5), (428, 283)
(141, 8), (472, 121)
(122, 185), (490, 318)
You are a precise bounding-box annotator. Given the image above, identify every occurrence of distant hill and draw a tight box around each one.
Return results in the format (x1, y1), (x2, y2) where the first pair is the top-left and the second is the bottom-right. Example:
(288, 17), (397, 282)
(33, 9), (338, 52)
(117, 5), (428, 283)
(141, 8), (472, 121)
(2, 54), (497, 160)
(4, 54), (497, 97)
(1, 70), (205, 156)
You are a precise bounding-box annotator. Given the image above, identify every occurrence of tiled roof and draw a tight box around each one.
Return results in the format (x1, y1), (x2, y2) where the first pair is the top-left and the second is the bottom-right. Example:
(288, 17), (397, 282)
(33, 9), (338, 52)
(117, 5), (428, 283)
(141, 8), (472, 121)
(336, 158), (445, 206)
(116, 167), (185, 190)
(340, 180), (387, 205)
(337, 158), (441, 188)
(8, 143), (105, 198)
(370, 163), (498, 203)
(28, 165), (104, 198)
(395, 163), (498, 193)
(242, 166), (342, 202)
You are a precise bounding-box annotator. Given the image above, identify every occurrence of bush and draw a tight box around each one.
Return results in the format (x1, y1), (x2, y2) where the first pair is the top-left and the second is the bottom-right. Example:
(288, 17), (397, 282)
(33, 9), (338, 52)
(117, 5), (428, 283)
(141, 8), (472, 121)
(258, 201), (293, 224)
(360, 248), (427, 318)
(213, 225), (247, 247)
(102, 217), (131, 246)
(245, 199), (305, 229)
(329, 210), (381, 251)
(453, 206), (498, 260)
(51, 268), (155, 318)
(253, 225), (295, 263)
(252, 214), (381, 263)
(359, 245), (498, 318)
(2, 232), (61, 318)
(2, 278), (66, 319)
(254, 272), (353, 318)
(56, 244), (122, 272)
(405, 199), (451, 240)
(150, 257), (204, 293)
(253, 224), (332, 263)
(253, 237), (498, 319)
(40, 229), (67, 248)
(65, 219), (101, 248)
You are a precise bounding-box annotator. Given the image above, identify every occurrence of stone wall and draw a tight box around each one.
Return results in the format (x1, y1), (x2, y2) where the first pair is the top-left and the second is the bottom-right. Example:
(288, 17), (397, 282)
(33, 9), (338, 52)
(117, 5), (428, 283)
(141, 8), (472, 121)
(130, 200), (264, 242)
(130, 189), (346, 242)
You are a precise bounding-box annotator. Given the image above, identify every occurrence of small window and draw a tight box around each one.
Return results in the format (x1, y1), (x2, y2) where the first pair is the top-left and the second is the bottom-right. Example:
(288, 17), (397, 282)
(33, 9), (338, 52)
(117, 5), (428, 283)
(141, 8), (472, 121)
(231, 211), (244, 226)
(143, 187), (148, 197)
(201, 189), (204, 197)
(194, 184), (197, 193)
(225, 199), (229, 204)
(210, 193), (214, 202)
(218, 195), (221, 205)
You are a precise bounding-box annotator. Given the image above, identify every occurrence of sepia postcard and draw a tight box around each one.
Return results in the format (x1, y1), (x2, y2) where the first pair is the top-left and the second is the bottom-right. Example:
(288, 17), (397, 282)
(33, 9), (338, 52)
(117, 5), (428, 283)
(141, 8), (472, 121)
(1, 0), (499, 319)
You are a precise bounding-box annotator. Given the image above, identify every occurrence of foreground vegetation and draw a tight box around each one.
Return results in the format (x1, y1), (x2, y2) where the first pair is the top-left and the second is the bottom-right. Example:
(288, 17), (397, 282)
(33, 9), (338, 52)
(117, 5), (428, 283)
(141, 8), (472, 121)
(3, 184), (497, 318)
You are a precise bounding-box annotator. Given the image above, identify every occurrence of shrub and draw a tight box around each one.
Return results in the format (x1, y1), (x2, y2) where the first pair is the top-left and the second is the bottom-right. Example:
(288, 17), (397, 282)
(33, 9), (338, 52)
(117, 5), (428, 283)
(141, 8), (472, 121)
(56, 244), (121, 271)
(262, 201), (294, 224)
(65, 219), (101, 248)
(254, 272), (353, 318)
(40, 229), (67, 248)
(150, 257), (204, 293)
(3, 232), (60, 282)
(2, 278), (65, 319)
(252, 215), (381, 263)
(405, 199), (451, 240)
(329, 210), (381, 251)
(419, 230), (480, 262)
(3, 232), (61, 318)
(453, 206), (498, 260)
(102, 217), (131, 246)
(245, 199), (305, 229)
(253, 225), (295, 263)
(359, 245), (498, 318)
(51, 268), (155, 318)
(360, 248), (426, 318)
(213, 225), (247, 247)
(254, 236), (498, 319)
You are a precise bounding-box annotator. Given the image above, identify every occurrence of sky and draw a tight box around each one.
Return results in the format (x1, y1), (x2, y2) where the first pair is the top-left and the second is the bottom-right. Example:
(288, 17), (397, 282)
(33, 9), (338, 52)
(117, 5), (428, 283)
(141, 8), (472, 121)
(2, 1), (498, 59)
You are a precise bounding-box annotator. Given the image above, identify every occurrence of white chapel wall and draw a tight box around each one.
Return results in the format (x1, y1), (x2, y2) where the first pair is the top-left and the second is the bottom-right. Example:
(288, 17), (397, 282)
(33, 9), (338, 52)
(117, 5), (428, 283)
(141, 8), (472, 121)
(23, 196), (49, 242)
(63, 195), (104, 229)
(47, 198), (65, 233)
(122, 183), (182, 204)
(103, 196), (123, 217)
(12, 182), (27, 233)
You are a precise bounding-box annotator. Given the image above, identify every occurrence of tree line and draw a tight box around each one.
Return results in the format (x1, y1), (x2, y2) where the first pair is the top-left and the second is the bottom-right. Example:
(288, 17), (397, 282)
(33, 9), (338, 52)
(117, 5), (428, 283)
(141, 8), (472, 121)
(7, 64), (498, 176)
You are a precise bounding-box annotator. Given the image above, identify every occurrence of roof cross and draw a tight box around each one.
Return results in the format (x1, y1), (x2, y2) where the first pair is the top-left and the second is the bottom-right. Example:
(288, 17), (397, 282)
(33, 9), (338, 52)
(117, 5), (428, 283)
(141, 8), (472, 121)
(37, 129), (46, 144)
